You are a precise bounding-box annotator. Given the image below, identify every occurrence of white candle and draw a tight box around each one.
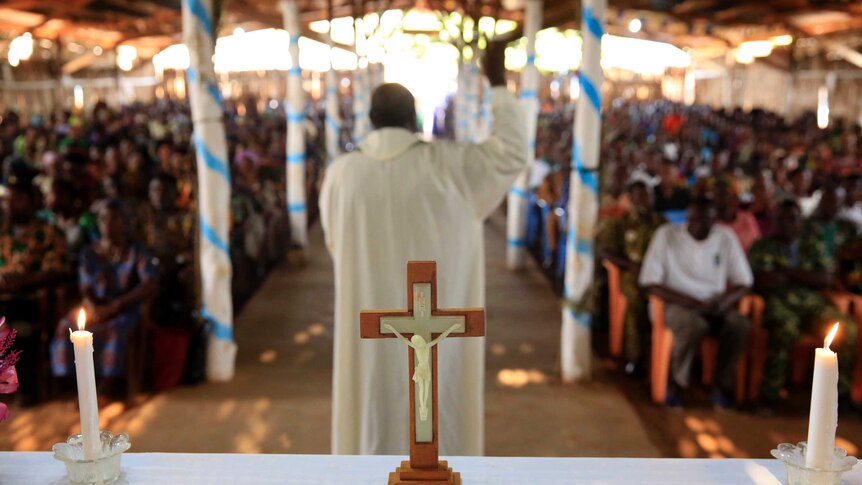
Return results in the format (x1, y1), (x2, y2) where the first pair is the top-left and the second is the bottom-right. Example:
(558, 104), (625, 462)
(69, 308), (101, 460)
(805, 322), (840, 470)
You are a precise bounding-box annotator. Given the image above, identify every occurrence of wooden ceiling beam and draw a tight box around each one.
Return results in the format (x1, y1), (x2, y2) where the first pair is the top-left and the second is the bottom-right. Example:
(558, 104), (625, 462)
(784, 16), (862, 69)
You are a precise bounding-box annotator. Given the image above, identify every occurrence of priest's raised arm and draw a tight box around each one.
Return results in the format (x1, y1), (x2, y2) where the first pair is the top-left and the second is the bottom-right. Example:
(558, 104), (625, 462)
(433, 41), (528, 219)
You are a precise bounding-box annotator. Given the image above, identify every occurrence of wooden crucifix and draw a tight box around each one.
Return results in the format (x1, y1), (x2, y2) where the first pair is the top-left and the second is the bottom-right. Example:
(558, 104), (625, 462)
(360, 261), (485, 485)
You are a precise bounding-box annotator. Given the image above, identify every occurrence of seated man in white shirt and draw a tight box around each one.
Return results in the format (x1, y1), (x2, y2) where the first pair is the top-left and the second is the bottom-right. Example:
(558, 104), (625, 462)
(639, 198), (754, 409)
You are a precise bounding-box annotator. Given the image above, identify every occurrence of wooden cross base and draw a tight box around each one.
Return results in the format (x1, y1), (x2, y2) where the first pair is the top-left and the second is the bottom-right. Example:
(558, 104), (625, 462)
(387, 461), (461, 485)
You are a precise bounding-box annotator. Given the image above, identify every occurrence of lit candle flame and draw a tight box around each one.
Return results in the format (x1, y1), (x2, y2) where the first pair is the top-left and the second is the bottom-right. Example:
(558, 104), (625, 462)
(824, 322), (839, 351)
(77, 308), (87, 332)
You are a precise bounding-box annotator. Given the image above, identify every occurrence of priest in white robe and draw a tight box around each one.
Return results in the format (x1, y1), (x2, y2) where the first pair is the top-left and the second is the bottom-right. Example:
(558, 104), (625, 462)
(320, 42), (526, 456)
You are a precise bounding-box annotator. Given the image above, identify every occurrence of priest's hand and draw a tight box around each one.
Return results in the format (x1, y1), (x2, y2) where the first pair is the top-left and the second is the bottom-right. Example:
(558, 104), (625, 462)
(482, 39), (507, 87)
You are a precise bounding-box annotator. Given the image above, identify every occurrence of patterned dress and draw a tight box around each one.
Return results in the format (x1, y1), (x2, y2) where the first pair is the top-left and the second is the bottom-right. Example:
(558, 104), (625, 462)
(51, 243), (157, 378)
(748, 236), (857, 400)
(0, 220), (66, 277)
(596, 210), (666, 361)
(803, 217), (855, 264)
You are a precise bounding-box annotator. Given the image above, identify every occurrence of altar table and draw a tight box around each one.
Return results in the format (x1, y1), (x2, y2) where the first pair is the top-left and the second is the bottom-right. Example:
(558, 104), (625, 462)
(1, 452), (860, 484)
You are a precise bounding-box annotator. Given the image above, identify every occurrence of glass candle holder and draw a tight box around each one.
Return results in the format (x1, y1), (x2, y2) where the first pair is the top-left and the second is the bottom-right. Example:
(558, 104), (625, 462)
(771, 442), (858, 485)
(52, 431), (131, 485)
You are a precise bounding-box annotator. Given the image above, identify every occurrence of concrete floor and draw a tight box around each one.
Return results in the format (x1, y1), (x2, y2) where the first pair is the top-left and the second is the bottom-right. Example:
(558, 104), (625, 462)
(1, 215), (860, 461)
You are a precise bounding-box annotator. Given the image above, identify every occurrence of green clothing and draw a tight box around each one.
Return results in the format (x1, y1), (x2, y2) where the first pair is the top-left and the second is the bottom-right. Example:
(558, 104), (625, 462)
(596, 211), (666, 266)
(37, 210), (99, 261)
(597, 210), (665, 361)
(803, 218), (855, 263)
(0, 220), (67, 276)
(749, 236), (857, 400)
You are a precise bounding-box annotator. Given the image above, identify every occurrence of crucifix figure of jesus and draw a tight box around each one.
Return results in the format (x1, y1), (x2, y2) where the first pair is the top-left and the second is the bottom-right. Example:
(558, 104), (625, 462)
(383, 321), (463, 421)
(360, 261), (484, 484)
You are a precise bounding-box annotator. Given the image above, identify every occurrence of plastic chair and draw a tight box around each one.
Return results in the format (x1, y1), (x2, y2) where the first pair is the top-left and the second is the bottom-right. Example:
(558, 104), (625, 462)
(602, 259), (627, 357)
(746, 291), (862, 402)
(649, 294), (752, 404)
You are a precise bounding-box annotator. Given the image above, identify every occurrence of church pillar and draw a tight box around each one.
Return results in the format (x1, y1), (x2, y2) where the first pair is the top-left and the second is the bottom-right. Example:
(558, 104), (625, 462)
(353, 16), (372, 145)
(505, 0), (542, 270)
(325, 14), (342, 162)
(182, 0), (237, 381)
(280, 0), (308, 247)
(561, 0), (605, 382)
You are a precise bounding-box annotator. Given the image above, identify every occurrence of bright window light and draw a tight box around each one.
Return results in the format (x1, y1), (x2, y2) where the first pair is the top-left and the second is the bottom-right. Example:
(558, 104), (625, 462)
(73, 85), (84, 110)
(117, 45), (137, 71)
(734, 49), (754, 64)
(817, 86), (829, 129)
(628, 19), (642, 33)
(8, 32), (33, 66)
(601, 35), (691, 75)
(771, 35), (793, 46)
(153, 29), (359, 74)
(738, 40), (773, 58)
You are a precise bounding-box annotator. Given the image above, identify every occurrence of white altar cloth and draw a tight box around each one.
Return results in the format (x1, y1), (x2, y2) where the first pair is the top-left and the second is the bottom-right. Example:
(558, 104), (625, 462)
(1, 452), (860, 484)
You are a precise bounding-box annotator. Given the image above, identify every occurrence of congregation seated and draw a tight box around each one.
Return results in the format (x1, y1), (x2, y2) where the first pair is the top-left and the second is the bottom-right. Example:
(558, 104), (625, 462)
(144, 174), (196, 325)
(803, 182), (856, 262)
(39, 178), (99, 265)
(837, 174), (862, 234)
(50, 199), (158, 400)
(748, 199), (858, 413)
(639, 198), (753, 410)
(713, 180), (761, 253)
(653, 160), (691, 213)
(0, 95), (313, 404)
(0, 180), (68, 405)
(748, 173), (775, 237)
(596, 179), (665, 375)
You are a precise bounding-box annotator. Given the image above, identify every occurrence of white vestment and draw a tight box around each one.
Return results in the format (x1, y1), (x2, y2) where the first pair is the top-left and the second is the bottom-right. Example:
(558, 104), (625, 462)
(321, 86), (526, 456)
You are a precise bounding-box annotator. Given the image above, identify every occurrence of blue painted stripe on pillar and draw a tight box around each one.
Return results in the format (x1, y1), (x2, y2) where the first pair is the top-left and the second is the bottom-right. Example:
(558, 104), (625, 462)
(286, 152), (305, 164)
(200, 216), (229, 256)
(286, 111), (304, 123)
(510, 187), (528, 198)
(579, 75), (602, 114)
(326, 117), (340, 135)
(568, 307), (593, 328)
(526, 54), (536, 65)
(583, 7), (605, 39)
(571, 141), (599, 193)
(187, 67), (223, 109)
(507, 238), (526, 247)
(289, 67), (302, 76)
(194, 136), (230, 183)
(520, 90), (537, 99)
(207, 82), (224, 110)
(202, 307), (233, 340)
(576, 237), (593, 254)
(186, 0), (214, 37)
(290, 35), (300, 44)
(288, 202), (306, 213)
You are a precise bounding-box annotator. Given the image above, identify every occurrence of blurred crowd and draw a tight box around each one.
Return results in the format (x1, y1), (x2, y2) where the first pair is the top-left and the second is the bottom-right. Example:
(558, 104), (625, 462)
(0, 97), (325, 405)
(526, 99), (862, 413)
